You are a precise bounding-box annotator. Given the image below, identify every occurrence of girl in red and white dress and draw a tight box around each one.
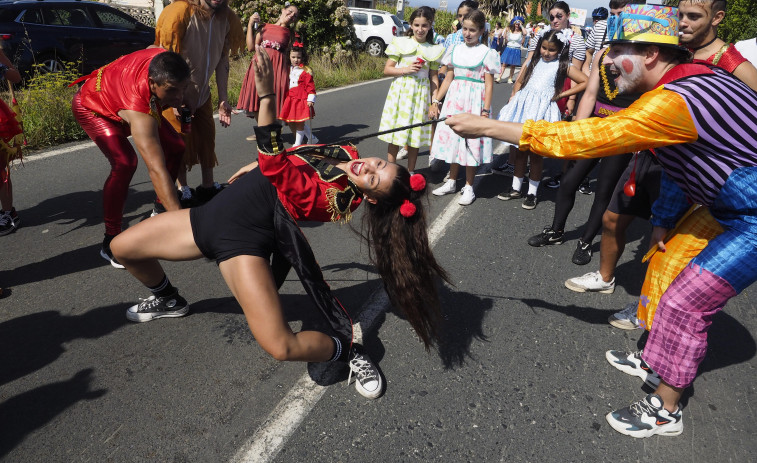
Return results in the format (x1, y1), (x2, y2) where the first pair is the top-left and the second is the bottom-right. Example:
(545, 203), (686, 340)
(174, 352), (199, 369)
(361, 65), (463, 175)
(279, 42), (317, 146)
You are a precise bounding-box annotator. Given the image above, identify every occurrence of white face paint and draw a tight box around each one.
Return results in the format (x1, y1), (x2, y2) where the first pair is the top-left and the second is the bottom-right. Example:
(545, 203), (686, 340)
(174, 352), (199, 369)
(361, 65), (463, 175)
(607, 46), (645, 93)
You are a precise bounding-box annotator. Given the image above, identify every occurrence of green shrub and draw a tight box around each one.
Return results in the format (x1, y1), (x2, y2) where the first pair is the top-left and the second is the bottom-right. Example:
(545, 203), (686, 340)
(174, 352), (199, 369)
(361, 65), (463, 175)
(230, 0), (358, 58)
(10, 62), (85, 149)
(210, 51), (385, 108)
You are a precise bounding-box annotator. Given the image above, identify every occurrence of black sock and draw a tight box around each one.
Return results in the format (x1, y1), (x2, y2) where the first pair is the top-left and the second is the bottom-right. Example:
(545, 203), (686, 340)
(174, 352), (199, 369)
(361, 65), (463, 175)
(329, 336), (350, 362)
(148, 275), (177, 299)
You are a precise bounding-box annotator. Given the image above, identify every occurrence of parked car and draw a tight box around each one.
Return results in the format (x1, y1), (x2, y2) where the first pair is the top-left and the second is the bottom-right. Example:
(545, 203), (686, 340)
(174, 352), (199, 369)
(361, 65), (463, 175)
(349, 7), (403, 57)
(0, 0), (155, 77)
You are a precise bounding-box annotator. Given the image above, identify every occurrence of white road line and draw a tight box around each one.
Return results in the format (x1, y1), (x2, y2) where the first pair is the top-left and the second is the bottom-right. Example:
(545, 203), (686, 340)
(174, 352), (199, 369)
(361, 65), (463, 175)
(230, 197), (462, 463)
(18, 78), (393, 163)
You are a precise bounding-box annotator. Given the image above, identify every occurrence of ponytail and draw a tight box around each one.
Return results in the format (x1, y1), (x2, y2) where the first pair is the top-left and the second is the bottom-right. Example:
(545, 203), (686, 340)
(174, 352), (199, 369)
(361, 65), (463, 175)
(360, 169), (450, 348)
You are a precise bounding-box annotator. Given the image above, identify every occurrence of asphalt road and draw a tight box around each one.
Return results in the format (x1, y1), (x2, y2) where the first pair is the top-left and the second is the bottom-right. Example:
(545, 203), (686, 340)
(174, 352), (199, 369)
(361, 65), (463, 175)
(1, 77), (755, 462)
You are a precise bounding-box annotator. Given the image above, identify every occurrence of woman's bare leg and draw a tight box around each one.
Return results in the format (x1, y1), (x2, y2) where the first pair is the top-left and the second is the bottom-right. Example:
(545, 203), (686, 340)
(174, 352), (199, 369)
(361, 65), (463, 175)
(219, 255), (335, 362)
(112, 209), (204, 287)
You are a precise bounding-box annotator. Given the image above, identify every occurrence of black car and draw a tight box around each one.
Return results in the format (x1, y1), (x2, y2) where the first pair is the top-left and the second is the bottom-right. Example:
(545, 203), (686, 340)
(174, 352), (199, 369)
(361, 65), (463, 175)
(0, 0), (155, 77)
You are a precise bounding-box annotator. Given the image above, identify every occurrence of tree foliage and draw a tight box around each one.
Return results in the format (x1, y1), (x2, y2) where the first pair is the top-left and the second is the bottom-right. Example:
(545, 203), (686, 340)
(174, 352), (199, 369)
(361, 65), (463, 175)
(229, 0), (358, 58)
(664, 0), (757, 43)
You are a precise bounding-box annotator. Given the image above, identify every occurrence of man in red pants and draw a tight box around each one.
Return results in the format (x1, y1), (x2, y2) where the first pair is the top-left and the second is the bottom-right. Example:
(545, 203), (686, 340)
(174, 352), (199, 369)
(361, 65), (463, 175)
(71, 48), (190, 268)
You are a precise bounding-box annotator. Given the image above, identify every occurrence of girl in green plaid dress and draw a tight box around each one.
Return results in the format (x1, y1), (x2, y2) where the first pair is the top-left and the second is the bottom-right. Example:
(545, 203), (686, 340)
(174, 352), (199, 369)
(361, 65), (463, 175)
(378, 6), (444, 173)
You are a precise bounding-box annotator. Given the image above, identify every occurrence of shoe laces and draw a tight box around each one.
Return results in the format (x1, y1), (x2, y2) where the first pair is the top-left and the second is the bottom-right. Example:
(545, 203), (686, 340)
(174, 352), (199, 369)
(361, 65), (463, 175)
(137, 295), (160, 311)
(180, 188), (193, 200)
(212, 181), (222, 190)
(619, 303), (638, 317)
(629, 395), (659, 418)
(0, 212), (10, 226)
(348, 352), (378, 386)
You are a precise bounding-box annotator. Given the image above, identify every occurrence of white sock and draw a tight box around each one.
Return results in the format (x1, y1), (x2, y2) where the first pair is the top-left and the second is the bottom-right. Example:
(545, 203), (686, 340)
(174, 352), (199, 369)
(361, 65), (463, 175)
(294, 130), (305, 146)
(528, 179), (540, 195)
(512, 176), (523, 192)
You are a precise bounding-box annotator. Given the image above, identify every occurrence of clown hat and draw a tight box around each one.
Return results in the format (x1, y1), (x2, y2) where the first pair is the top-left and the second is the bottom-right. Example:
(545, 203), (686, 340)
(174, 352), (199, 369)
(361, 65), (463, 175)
(607, 4), (688, 53)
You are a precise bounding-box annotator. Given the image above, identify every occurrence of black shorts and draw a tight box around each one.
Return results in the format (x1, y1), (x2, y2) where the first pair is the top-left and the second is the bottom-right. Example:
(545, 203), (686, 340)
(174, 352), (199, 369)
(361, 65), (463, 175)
(607, 150), (662, 219)
(190, 168), (278, 264)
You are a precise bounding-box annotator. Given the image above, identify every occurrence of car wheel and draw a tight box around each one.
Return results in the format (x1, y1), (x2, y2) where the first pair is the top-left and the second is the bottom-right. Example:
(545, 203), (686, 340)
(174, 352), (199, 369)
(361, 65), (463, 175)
(37, 54), (65, 74)
(365, 38), (384, 57)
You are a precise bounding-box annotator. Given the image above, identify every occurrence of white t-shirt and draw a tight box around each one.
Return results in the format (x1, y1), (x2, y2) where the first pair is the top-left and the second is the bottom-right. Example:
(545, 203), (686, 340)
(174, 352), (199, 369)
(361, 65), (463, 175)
(735, 38), (757, 67)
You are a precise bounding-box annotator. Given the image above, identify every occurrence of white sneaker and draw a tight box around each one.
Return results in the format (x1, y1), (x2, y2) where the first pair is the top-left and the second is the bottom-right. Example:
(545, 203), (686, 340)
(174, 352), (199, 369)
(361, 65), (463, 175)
(309, 135), (319, 144)
(348, 346), (383, 399)
(458, 185), (475, 205)
(564, 271), (615, 293)
(432, 179), (456, 196)
(396, 147), (408, 160)
(609, 302), (643, 330)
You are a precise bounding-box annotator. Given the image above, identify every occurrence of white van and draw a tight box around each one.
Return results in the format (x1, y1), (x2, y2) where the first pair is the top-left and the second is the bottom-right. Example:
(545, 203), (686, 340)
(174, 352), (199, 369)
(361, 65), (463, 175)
(349, 8), (404, 57)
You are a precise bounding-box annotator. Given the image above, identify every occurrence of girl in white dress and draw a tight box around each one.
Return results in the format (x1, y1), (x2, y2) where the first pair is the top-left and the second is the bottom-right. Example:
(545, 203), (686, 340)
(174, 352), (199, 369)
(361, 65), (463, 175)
(430, 10), (500, 206)
(495, 29), (587, 210)
(378, 6), (444, 174)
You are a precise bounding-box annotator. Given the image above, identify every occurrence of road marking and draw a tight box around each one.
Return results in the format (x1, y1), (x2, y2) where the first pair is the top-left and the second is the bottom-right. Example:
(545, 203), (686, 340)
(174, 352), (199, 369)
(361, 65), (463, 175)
(18, 78), (393, 163)
(230, 197), (463, 463)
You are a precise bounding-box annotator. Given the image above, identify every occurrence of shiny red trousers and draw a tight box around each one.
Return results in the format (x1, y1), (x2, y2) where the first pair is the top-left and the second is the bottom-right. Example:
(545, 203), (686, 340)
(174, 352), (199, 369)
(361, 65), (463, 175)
(72, 91), (184, 236)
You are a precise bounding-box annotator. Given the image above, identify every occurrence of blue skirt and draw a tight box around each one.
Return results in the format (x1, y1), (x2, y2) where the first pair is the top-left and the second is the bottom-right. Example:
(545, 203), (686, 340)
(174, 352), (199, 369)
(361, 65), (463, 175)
(501, 47), (521, 66)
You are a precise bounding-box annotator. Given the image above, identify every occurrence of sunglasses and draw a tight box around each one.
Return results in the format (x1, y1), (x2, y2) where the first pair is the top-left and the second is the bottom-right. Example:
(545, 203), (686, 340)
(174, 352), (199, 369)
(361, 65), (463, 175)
(549, 14), (564, 21)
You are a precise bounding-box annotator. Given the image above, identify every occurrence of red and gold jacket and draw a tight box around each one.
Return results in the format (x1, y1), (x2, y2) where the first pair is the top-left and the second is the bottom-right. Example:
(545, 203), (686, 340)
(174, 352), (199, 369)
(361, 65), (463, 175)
(255, 124), (362, 223)
(693, 42), (747, 72)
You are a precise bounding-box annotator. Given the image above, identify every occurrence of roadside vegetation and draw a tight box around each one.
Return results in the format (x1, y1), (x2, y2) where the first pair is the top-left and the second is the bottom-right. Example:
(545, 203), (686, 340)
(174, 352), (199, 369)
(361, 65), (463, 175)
(2, 52), (385, 151)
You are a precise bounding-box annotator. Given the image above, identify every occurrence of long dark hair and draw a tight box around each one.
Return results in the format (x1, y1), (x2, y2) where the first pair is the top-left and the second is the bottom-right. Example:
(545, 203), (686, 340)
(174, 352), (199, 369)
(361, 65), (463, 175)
(518, 29), (571, 100)
(360, 168), (450, 349)
(405, 6), (436, 44)
(462, 10), (488, 44)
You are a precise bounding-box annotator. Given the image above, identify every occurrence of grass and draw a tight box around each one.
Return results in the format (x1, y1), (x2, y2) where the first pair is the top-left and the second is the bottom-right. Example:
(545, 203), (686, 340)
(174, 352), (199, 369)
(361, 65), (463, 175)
(0, 52), (387, 152)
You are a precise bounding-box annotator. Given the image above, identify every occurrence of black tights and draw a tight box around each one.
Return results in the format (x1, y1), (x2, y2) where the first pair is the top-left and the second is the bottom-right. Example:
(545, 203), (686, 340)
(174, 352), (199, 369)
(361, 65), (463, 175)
(551, 153), (633, 243)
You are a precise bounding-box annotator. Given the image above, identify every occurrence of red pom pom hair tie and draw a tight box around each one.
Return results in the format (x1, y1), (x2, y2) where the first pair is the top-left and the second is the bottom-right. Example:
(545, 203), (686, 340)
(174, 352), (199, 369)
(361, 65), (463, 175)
(399, 199), (417, 218)
(409, 173), (426, 191)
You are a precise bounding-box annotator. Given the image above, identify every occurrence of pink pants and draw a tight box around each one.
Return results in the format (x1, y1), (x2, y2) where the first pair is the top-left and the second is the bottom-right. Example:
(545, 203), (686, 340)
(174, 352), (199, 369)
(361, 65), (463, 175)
(72, 91), (184, 236)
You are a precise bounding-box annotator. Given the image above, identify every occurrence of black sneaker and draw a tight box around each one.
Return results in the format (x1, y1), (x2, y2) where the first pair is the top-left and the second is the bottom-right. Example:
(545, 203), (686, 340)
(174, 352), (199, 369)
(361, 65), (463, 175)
(178, 187), (198, 208)
(100, 234), (125, 269)
(195, 182), (224, 204)
(572, 239), (593, 265)
(579, 178), (592, 195)
(606, 393), (683, 438)
(348, 345), (383, 399)
(0, 209), (21, 236)
(497, 189), (522, 201)
(492, 163), (515, 176)
(527, 226), (564, 247)
(126, 291), (189, 322)
(522, 194), (537, 210)
(546, 174), (561, 189)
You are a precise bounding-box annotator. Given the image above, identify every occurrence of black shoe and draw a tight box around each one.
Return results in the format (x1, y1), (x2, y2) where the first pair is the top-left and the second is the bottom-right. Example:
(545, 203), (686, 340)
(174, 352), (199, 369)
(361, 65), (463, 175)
(348, 344), (384, 399)
(546, 174), (561, 189)
(178, 187), (198, 208)
(572, 239), (593, 265)
(492, 163), (515, 176)
(497, 189), (522, 201)
(100, 234), (125, 269)
(579, 178), (592, 195)
(126, 291), (189, 322)
(522, 194), (537, 210)
(527, 226), (564, 247)
(0, 208), (21, 236)
(195, 182), (224, 204)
